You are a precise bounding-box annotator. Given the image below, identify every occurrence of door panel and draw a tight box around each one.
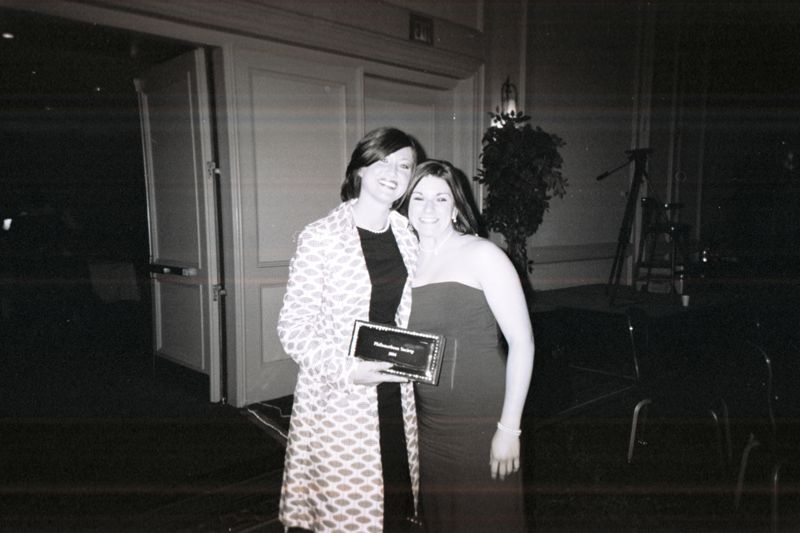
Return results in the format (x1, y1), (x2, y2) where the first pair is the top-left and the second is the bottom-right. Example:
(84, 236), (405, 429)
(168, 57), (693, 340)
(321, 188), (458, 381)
(251, 69), (352, 262)
(136, 48), (221, 401)
(364, 75), (454, 162)
(234, 47), (360, 403)
(155, 281), (206, 368)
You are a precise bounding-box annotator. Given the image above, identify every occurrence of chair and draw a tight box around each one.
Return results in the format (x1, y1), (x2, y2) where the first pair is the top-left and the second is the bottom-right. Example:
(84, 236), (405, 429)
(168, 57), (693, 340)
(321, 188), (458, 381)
(700, 335), (781, 533)
(530, 306), (639, 425)
(625, 306), (729, 466)
(733, 324), (800, 532)
(635, 197), (691, 295)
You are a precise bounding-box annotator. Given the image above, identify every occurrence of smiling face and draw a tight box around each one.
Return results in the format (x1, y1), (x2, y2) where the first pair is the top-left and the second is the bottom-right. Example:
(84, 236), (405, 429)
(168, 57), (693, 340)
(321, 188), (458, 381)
(357, 146), (415, 207)
(407, 175), (455, 239)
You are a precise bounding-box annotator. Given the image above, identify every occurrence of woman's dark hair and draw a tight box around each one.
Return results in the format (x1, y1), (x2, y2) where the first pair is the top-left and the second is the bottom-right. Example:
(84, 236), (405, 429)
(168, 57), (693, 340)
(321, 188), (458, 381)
(340, 127), (422, 201)
(400, 159), (486, 237)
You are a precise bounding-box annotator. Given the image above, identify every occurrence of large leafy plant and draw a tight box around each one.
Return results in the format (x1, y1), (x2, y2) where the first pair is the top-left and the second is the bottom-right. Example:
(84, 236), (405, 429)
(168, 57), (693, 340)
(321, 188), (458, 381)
(475, 110), (567, 300)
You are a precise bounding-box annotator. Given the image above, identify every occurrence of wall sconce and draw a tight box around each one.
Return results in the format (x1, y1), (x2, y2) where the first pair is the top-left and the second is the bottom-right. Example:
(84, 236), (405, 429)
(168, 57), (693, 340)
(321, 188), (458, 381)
(490, 76), (519, 128)
(501, 76), (518, 115)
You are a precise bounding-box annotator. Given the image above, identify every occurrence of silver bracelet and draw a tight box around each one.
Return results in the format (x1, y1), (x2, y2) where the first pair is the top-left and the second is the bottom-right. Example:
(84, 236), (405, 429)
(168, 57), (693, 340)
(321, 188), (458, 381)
(496, 421), (522, 436)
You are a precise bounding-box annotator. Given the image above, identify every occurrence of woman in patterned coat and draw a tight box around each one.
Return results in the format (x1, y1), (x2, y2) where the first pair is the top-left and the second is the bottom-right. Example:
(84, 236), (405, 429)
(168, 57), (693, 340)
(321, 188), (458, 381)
(278, 127), (422, 532)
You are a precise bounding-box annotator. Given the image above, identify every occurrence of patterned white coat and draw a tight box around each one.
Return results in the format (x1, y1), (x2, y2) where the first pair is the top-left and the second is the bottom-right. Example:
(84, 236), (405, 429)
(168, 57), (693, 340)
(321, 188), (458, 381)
(277, 200), (420, 532)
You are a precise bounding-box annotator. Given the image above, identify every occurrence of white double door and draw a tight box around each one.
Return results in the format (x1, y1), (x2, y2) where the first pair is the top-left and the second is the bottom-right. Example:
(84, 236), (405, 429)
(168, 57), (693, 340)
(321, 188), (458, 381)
(135, 43), (476, 407)
(232, 43), (477, 406)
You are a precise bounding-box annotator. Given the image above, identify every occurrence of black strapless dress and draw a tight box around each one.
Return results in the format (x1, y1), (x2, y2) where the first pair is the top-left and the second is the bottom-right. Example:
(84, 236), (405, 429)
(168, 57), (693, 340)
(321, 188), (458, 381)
(408, 282), (526, 532)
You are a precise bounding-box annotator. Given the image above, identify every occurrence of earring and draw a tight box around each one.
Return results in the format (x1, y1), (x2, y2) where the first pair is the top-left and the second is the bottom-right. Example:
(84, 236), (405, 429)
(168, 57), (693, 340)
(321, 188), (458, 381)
(451, 210), (458, 224)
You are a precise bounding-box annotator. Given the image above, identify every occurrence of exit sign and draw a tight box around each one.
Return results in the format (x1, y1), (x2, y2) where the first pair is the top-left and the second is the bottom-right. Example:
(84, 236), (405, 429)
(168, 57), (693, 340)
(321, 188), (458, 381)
(409, 13), (433, 45)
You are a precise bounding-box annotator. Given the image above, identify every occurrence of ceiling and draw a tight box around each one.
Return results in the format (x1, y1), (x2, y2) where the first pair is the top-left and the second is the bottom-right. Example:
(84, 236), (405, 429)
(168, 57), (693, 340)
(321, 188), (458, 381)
(0, 9), (196, 212)
(0, 8), (193, 109)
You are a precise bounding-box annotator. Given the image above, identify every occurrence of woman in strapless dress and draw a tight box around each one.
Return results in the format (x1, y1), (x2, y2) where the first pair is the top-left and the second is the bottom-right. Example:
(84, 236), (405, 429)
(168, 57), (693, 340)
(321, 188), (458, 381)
(399, 160), (535, 532)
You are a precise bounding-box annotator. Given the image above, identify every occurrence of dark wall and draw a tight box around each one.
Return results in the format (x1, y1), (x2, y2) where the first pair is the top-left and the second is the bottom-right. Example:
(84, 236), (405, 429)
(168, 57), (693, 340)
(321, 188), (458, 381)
(0, 9), (191, 330)
(698, 3), (800, 271)
(1, 99), (148, 261)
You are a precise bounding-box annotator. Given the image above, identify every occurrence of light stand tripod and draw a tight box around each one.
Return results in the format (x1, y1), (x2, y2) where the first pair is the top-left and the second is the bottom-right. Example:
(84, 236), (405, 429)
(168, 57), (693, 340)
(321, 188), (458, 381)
(598, 148), (652, 306)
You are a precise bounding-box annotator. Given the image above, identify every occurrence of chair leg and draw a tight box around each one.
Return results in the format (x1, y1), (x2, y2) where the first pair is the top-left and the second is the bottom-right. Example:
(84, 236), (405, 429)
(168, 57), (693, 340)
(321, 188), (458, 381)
(771, 462), (781, 533)
(735, 432), (761, 509)
(709, 408), (724, 467)
(710, 398), (731, 465)
(628, 398), (652, 464)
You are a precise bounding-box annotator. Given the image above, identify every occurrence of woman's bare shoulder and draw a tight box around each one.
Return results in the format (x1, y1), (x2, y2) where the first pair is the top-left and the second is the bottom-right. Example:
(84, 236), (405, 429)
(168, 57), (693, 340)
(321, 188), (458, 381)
(461, 234), (507, 260)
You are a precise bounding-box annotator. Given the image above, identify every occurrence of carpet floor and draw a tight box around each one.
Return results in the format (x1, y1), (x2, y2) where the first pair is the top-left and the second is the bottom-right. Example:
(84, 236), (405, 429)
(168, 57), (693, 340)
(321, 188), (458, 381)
(4, 299), (799, 532)
(0, 304), (285, 532)
(248, 390), (800, 533)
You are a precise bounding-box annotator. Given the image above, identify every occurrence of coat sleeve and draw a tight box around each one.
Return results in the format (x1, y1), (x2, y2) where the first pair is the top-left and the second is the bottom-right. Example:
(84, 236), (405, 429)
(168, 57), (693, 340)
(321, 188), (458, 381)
(277, 225), (357, 392)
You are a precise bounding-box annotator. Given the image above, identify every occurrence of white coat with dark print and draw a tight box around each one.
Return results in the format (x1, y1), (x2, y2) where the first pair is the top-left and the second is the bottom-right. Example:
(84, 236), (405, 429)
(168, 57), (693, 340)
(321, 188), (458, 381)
(277, 200), (420, 532)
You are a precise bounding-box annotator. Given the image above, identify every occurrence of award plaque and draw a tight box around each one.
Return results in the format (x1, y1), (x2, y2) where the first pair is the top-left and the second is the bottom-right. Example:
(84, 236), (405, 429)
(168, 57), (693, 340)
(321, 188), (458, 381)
(348, 320), (445, 386)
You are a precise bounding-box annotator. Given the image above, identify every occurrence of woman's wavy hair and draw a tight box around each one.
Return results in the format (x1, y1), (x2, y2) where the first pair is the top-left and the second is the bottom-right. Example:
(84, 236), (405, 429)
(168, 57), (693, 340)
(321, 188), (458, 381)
(399, 159), (486, 237)
(340, 127), (423, 202)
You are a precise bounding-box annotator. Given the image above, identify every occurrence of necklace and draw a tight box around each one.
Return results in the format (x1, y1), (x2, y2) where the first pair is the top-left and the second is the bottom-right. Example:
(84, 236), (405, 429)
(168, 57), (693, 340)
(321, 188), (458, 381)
(419, 229), (455, 256)
(357, 217), (390, 233)
(352, 200), (391, 233)
(370, 218), (390, 233)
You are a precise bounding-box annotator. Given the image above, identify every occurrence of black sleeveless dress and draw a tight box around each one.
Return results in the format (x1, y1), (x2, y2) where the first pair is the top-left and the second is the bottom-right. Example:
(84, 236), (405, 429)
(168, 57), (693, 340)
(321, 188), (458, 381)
(357, 226), (414, 531)
(408, 282), (526, 532)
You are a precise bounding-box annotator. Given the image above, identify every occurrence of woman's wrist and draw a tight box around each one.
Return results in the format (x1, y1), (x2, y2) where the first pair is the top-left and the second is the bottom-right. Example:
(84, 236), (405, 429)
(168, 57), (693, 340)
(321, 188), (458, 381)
(496, 421), (522, 437)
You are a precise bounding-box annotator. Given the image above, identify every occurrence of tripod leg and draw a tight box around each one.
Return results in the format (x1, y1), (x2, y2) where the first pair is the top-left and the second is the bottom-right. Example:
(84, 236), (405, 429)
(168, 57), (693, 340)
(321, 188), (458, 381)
(607, 240), (627, 302)
(644, 231), (658, 292)
(608, 239), (626, 288)
(608, 183), (642, 303)
(607, 164), (648, 304)
(608, 227), (632, 303)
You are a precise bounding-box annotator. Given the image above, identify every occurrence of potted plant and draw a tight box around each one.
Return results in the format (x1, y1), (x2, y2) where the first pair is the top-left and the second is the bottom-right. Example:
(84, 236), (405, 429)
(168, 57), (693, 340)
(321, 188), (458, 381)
(475, 109), (567, 302)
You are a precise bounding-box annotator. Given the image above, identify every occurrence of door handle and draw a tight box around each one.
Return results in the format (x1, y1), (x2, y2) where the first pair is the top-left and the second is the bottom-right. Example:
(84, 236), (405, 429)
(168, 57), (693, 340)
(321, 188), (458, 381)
(149, 264), (198, 277)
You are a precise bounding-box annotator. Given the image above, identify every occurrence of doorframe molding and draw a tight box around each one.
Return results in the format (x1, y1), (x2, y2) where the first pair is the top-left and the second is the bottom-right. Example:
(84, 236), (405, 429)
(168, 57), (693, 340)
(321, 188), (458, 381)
(133, 48), (222, 402)
(8, 0), (484, 80)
